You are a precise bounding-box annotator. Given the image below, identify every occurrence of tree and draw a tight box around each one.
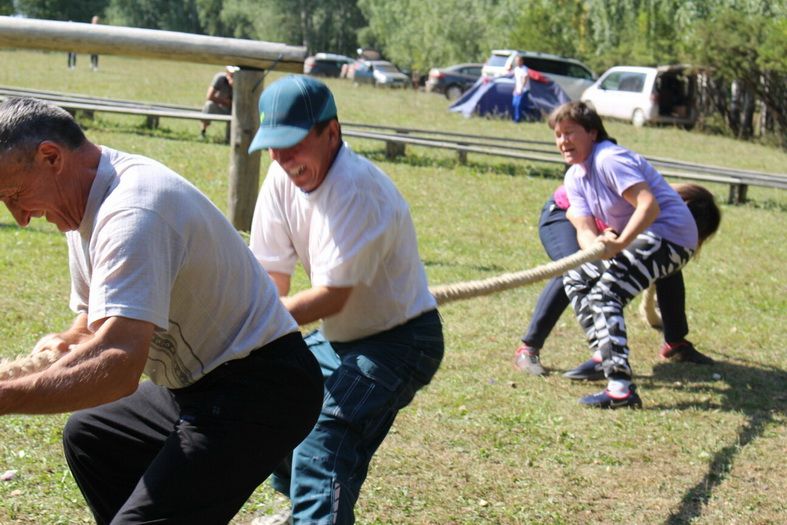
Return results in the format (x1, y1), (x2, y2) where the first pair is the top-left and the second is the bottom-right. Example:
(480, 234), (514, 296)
(689, 8), (786, 142)
(0, 0), (14, 16)
(15, 0), (110, 22)
(509, 0), (588, 60)
(105, 0), (201, 33)
(357, 0), (516, 72)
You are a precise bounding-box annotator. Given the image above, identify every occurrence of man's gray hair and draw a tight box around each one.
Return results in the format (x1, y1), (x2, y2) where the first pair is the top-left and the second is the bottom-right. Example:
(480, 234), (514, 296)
(0, 97), (86, 158)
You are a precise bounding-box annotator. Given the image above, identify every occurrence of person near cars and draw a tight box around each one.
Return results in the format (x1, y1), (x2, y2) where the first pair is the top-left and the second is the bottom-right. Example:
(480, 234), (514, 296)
(513, 183), (719, 378)
(248, 75), (444, 524)
(200, 65), (237, 137)
(550, 100), (702, 409)
(89, 15), (101, 71)
(511, 54), (531, 122)
(0, 97), (324, 523)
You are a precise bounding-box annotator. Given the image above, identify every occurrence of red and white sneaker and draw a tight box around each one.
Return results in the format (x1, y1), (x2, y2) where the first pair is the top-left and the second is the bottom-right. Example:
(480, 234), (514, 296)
(513, 344), (546, 376)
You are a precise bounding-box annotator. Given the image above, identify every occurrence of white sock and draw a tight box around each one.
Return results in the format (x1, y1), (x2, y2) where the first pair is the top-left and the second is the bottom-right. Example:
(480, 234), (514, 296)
(591, 349), (602, 362)
(607, 379), (631, 397)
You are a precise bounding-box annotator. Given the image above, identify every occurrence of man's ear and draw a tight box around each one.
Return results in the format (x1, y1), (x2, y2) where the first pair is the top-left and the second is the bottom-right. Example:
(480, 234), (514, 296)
(36, 141), (64, 171)
(328, 119), (342, 145)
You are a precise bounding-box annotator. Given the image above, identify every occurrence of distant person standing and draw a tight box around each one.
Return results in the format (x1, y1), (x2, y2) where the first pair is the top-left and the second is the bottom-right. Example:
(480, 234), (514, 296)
(66, 20), (77, 69)
(511, 55), (531, 123)
(200, 66), (237, 139)
(90, 16), (100, 71)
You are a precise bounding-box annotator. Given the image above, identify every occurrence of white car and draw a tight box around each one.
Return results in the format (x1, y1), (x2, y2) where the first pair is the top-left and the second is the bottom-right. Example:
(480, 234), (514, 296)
(481, 49), (595, 100)
(581, 65), (698, 128)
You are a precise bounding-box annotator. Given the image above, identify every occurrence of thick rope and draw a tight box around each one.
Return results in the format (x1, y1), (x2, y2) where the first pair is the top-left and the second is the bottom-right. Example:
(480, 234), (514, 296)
(430, 241), (605, 305)
(0, 242), (606, 380)
(0, 349), (64, 381)
(638, 283), (662, 329)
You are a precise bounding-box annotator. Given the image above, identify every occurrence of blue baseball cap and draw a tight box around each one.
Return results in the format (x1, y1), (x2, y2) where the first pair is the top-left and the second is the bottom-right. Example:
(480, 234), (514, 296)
(248, 75), (337, 152)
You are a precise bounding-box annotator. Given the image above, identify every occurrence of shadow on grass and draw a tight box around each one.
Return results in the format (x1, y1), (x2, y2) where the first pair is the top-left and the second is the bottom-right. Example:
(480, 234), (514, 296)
(77, 116), (225, 145)
(422, 259), (506, 274)
(743, 198), (787, 213)
(644, 358), (786, 525)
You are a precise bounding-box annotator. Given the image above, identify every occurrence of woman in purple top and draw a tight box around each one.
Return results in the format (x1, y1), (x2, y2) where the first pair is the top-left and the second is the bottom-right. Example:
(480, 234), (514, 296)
(551, 101), (699, 409)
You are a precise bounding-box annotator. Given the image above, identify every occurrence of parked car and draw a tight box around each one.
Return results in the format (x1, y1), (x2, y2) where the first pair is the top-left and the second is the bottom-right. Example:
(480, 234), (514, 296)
(304, 53), (354, 78)
(581, 65), (698, 127)
(426, 63), (483, 100)
(349, 60), (409, 88)
(481, 49), (595, 100)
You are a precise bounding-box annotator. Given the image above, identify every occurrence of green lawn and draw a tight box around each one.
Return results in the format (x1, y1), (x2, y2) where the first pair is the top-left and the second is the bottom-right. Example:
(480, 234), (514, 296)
(0, 49), (785, 524)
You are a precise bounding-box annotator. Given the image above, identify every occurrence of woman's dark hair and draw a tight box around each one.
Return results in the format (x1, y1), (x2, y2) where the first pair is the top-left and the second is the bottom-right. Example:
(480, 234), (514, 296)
(548, 100), (616, 144)
(673, 183), (722, 247)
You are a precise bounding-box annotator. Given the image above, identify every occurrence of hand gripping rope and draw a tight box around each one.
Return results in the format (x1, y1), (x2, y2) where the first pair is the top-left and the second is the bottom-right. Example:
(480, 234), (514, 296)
(0, 349), (64, 381)
(1, 242), (627, 381)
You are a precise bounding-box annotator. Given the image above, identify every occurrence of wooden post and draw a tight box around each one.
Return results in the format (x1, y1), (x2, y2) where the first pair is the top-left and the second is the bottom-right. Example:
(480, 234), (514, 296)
(227, 68), (265, 231)
(728, 183), (748, 205)
(457, 145), (468, 165)
(385, 140), (406, 159)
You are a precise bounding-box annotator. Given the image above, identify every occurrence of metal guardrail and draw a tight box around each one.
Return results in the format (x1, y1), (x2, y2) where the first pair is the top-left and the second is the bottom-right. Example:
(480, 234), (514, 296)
(0, 86), (231, 123)
(2, 86), (784, 204)
(341, 123), (786, 204)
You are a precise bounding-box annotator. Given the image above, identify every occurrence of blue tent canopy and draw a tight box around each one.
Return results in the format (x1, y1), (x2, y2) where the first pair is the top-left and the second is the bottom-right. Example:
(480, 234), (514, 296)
(449, 73), (570, 121)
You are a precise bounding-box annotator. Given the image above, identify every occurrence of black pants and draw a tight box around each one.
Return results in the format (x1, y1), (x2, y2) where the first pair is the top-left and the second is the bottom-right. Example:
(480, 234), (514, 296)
(522, 197), (690, 349)
(63, 332), (323, 524)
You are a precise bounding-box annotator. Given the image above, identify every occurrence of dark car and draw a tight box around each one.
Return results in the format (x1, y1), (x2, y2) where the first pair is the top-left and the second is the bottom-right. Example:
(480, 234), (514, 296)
(304, 53), (354, 78)
(425, 63), (483, 100)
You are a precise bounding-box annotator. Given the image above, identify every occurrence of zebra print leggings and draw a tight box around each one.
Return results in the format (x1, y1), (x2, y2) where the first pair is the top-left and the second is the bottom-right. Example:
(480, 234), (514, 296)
(564, 231), (694, 380)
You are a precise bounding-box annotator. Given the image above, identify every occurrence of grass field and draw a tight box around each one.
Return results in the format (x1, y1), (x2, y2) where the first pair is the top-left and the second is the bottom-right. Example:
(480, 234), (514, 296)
(0, 49), (785, 524)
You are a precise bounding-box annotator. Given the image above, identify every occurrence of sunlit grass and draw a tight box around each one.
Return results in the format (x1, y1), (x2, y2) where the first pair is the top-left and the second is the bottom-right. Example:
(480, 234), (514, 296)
(0, 49), (785, 524)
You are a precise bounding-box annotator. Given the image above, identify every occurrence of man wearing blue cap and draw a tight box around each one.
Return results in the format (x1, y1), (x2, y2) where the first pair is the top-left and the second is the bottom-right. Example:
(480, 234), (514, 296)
(248, 75), (444, 525)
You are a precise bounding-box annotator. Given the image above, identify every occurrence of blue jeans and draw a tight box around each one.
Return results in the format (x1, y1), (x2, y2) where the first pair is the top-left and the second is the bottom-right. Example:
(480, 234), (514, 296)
(271, 309), (444, 525)
(512, 90), (532, 122)
(521, 198), (579, 348)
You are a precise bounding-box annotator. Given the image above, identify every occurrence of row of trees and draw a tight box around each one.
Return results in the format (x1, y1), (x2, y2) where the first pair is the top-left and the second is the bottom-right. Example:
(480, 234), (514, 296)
(3, 0), (785, 146)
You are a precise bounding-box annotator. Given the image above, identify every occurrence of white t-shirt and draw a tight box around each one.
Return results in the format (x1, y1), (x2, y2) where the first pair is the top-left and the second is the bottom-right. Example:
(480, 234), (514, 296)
(249, 143), (436, 342)
(67, 147), (297, 388)
(514, 64), (529, 95)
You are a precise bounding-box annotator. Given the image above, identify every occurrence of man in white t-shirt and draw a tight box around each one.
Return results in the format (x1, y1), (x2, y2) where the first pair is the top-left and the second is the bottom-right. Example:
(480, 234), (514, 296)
(0, 97), (323, 523)
(511, 54), (531, 123)
(248, 75), (444, 525)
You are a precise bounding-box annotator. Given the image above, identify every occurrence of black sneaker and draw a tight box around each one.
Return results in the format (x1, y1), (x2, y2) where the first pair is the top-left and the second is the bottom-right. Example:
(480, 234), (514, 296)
(579, 384), (643, 409)
(513, 344), (545, 376)
(660, 340), (714, 365)
(563, 358), (604, 381)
